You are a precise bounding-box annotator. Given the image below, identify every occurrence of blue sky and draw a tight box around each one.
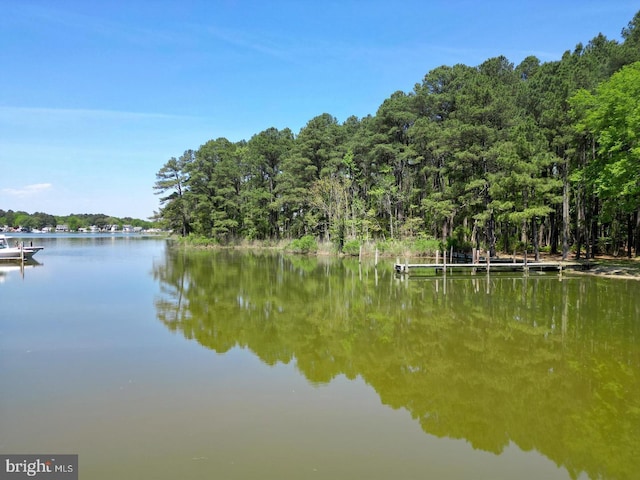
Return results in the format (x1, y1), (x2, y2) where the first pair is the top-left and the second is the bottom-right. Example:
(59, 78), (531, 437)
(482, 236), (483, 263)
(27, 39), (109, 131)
(1, 1), (638, 220)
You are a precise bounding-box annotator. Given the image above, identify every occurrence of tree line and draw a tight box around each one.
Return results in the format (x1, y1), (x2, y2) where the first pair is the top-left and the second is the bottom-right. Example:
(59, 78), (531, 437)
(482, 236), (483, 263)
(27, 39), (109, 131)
(155, 12), (640, 259)
(0, 209), (155, 231)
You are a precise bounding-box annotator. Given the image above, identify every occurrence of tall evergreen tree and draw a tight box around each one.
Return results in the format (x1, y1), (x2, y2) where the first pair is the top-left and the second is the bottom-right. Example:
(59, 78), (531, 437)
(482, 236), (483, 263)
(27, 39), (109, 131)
(154, 151), (193, 236)
(189, 138), (243, 240)
(243, 127), (294, 239)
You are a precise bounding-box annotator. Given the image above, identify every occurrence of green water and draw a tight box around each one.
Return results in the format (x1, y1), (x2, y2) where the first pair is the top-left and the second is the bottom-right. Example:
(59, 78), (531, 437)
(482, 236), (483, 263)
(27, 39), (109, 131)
(1, 236), (639, 479)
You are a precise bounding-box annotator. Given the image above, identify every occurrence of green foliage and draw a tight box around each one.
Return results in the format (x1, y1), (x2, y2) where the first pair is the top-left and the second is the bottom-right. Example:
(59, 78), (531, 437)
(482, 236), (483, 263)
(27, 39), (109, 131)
(375, 239), (411, 256)
(154, 11), (640, 257)
(170, 234), (220, 247)
(597, 236), (613, 254)
(571, 62), (640, 208)
(287, 235), (318, 254)
(342, 239), (361, 256)
(412, 237), (440, 255)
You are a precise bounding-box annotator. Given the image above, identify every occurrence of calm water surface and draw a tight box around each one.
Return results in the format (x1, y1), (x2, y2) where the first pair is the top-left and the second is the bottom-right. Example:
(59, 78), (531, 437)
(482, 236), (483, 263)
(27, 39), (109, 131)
(1, 235), (639, 479)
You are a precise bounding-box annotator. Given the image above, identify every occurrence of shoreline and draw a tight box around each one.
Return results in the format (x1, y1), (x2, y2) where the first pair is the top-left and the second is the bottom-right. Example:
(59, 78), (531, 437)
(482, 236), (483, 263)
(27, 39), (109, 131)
(169, 238), (640, 279)
(570, 263), (640, 280)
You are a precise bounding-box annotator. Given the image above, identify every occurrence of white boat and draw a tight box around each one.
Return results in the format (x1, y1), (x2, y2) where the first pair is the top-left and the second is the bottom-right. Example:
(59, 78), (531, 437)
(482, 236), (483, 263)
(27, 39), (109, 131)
(0, 235), (44, 260)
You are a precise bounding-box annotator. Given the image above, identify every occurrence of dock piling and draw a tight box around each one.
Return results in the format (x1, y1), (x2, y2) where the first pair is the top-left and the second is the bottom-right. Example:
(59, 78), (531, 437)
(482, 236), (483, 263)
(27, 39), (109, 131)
(443, 250), (447, 275)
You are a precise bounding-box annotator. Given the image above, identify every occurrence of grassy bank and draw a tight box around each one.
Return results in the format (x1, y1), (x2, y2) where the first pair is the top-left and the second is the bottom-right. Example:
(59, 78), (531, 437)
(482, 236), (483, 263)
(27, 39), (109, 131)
(169, 234), (444, 257)
(169, 234), (640, 279)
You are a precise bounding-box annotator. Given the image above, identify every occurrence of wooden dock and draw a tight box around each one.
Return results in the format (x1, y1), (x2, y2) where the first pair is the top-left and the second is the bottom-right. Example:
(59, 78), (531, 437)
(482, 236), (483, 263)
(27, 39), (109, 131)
(394, 260), (576, 275)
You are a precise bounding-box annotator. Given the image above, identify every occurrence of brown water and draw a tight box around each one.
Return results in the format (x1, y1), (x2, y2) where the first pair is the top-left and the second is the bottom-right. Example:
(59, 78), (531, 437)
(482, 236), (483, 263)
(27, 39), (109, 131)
(1, 236), (639, 479)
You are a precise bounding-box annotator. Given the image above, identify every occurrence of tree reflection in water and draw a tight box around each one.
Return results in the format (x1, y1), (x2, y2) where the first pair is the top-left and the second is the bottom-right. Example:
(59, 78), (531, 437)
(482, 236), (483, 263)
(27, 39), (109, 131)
(153, 249), (640, 480)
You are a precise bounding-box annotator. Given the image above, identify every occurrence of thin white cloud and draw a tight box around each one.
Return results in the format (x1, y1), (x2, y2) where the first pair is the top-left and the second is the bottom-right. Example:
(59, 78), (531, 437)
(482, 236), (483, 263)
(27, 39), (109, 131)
(205, 26), (293, 61)
(2, 183), (53, 197)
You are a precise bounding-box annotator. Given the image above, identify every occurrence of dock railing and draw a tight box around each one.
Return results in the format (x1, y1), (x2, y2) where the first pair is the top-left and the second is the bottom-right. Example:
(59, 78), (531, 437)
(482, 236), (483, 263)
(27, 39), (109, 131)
(394, 250), (577, 275)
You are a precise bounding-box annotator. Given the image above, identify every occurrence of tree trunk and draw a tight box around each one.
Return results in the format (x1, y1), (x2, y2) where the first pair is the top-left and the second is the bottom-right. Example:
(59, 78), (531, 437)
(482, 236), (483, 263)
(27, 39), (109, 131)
(487, 213), (496, 258)
(591, 197), (599, 257)
(575, 185), (584, 260)
(635, 209), (640, 257)
(613, 214), (622, 256)
(550, 210), (558, 255)
(522, 220), (528, 260)
(584, 197), (591, 260)
(562, 159), (570, 260)
(628, 213), (634, 258)
(532, 217), (540, 261)
(442, 218), (449, 245)
(502, 222), (510, 255)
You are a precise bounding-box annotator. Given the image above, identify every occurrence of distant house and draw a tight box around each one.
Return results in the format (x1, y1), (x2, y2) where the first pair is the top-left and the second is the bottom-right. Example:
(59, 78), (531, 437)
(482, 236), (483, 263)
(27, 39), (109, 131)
(56, 224), (70, 232)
